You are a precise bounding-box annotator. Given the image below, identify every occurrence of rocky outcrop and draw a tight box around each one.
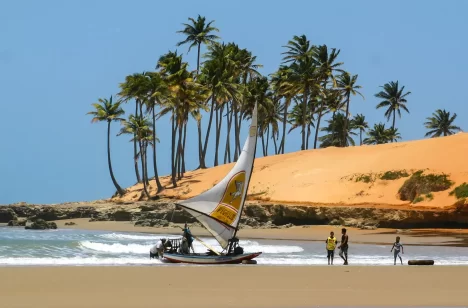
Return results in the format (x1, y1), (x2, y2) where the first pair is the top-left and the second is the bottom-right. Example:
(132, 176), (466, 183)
(25, 219), (57, 230)
(3, 199), (468, 230)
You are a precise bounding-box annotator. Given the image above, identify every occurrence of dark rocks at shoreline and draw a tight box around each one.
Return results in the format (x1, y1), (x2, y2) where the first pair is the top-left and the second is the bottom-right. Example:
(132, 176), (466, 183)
(3, 199), (468, 230)
(25, 219), (57, 230)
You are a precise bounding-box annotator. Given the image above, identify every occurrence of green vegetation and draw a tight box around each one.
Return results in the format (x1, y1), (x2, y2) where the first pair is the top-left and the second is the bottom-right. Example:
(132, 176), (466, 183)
(425, 109), (462, 138)
(449, 183), (468, 199)
(425, 193), (434, 201)
(398, 170), (453, 202)
(380, 170), (409, 180)
(86, 15), (464, 200)
(412, 196), (424, 204)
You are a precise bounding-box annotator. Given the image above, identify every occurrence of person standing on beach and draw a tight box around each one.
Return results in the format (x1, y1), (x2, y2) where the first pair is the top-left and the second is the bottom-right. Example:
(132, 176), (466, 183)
(338, 228), (349, 265)
(391, 236), (404, 265)
(325, 231), (338, 265)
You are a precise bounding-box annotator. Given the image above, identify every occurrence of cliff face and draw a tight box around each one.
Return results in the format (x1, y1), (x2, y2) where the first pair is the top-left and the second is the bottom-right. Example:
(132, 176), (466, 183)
(3, 199), (468, 230)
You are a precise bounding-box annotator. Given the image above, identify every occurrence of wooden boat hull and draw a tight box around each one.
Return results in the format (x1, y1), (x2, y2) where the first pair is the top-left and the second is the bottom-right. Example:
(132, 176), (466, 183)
(163, 252), (262, 264)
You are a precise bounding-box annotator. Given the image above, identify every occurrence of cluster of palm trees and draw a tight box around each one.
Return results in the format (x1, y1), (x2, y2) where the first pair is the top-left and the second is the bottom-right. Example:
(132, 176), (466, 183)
(87, 15), (463, 198)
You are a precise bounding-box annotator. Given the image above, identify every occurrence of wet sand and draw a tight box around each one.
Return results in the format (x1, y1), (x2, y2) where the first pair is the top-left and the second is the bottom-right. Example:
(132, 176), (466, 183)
(55, 219), (468, 247)
(0, 266), (465, 307)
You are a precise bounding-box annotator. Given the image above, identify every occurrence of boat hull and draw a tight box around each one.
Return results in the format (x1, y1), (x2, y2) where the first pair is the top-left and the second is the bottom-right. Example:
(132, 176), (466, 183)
(163, 252), (262, 264)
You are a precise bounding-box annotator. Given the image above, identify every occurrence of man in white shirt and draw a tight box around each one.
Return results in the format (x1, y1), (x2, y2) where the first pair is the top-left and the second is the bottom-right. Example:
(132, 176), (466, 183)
(150, 238), (166, 259)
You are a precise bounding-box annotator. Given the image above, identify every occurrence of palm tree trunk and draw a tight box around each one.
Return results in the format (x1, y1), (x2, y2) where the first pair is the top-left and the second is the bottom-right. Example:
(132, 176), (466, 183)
(181, 122), (187, 176)
(343, 92), (351, 147)
(261, 127), (266, 156)
(202, 94), (215, 167)
(301, 86), (309, 150)
(237, 110), (243, 157)
(197, 119), (204, 168)
(214, 104), (224, 167)
(233, 101), (239, 162)
(133, 101), (141, 183)
(106, 121), (125, 196)
(196, 43), (201, 75)
(177, 123), (183, 180)
(171, 117), (177, 188)
(279, 98), (289, 154)
(313, 103), (324, 150)
(224, 103), (233, 164)
(273, 131), (278, 155)
(265, 125), (270, 156)
(360, 129), (363, 146)
(144, 142), (149, 186)
(139, 139), (150, 199)
(151, 107), (163, 193)
(392, 110), (396, 130)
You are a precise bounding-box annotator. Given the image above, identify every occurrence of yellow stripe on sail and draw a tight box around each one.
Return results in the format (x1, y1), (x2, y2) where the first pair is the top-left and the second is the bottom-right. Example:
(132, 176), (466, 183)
(210, 171), (246, 226)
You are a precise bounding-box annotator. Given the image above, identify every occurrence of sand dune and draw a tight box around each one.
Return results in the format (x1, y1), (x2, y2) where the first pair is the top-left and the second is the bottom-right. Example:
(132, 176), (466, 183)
(115, 133), (468, 210)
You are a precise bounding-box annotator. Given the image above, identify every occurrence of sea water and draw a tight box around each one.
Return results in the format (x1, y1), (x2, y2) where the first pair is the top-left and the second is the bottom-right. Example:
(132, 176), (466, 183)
(1, 226), (468, 266)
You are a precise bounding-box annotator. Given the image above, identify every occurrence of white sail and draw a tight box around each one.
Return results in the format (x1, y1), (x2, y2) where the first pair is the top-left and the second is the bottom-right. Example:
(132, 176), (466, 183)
(176, 103), (258, 249)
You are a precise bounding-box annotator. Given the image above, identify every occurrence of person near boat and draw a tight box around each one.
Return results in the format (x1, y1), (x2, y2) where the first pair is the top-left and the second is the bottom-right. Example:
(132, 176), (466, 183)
(338, 228), (349, 265)
(150, 238), (167, 259)
(182, 223), (195, 253)
(391, 236), (404, 265)
(325, 231), (338, 265)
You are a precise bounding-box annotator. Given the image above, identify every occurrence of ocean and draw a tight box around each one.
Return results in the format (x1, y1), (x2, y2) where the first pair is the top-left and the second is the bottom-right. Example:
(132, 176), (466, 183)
(1, 226), (468, 266)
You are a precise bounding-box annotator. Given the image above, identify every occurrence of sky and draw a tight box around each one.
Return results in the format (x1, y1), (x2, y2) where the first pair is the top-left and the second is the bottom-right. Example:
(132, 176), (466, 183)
(1, 0), (467, 204)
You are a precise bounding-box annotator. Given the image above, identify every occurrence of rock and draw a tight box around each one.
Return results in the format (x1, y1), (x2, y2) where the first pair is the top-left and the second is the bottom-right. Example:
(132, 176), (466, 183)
(111, 210), (132, 221)
(7, 218), (27, 227)
(134, 219), (169, 227)
(360, 225), (377, 230)
(25, 219), (57, 230)
(64, 222), (76, 226)
(0, 208), (17, 223)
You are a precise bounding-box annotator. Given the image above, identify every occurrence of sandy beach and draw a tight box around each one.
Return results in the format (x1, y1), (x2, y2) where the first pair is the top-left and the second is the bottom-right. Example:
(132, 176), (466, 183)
(1, 266), (466, 307)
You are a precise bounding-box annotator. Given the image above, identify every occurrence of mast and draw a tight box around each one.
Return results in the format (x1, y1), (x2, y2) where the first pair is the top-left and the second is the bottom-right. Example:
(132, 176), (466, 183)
(232, 103), (258, 240)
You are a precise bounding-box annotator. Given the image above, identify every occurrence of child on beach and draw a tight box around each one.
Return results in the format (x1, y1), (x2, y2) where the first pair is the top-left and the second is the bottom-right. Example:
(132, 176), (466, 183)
(338, 228), (349, 265)
(390, 236), (404, 265)
(325, 231), (338, 265)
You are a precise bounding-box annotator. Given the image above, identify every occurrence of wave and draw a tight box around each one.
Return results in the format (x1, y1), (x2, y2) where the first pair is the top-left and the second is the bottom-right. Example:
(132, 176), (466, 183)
(79, 241), (152, 254)
(79, 240), (304, 255)
(99, 233), (181, 241)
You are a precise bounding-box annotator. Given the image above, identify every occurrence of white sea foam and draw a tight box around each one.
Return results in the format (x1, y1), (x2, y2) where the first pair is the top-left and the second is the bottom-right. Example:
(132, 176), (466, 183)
(79, 241), (152, 254)
(99, 233), (181, 241)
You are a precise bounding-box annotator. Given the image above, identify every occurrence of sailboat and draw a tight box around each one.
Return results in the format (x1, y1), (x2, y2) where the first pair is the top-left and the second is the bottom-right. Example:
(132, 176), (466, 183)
(163, 103), (261, 264)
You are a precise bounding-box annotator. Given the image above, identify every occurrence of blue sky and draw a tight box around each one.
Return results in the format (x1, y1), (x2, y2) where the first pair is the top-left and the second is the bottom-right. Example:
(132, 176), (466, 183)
(1, 0), (467, 204)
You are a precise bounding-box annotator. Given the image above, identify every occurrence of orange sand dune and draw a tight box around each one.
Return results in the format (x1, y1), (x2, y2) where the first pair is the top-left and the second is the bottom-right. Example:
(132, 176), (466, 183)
(115, 133), (468, 209)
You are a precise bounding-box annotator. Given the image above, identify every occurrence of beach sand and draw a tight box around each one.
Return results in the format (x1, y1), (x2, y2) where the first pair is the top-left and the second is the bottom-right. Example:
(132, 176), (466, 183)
(1, 266), (465, 307)
(113, 133), (468, 211)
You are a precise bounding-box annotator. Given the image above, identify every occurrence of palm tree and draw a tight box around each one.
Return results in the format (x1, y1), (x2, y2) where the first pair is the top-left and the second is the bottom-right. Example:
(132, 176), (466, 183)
(336, 72), (364, 146)
(281, 35), (317, 151)
(424, 109), (462, 137)
(319, 113), (356, 148)
(87, 96), (126, 196)
(118, 73), (149, 183)
(287, 100), (314, 149)
(200, 42), (240, 166)
(176, 15), (220, 75)
(271, 65), (293, 154)
(375, 81), (411, 131)
(364, 123), (401, 145)
(143, 71), (168, 193)
(313, 44), (343, 149)
(350, 114), (368, 146)
(118, 114), (153, 199)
